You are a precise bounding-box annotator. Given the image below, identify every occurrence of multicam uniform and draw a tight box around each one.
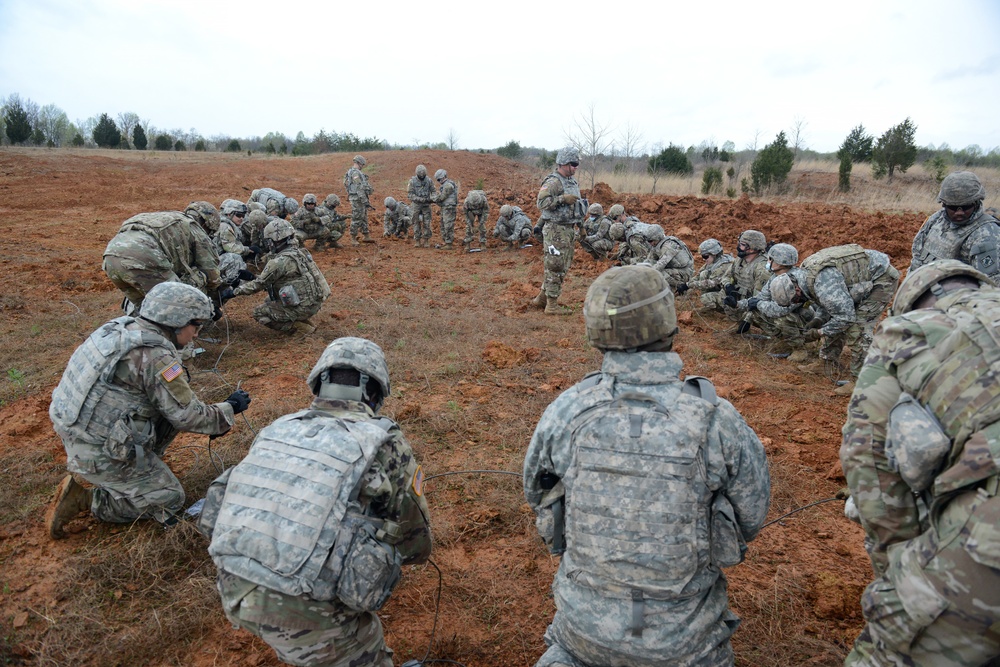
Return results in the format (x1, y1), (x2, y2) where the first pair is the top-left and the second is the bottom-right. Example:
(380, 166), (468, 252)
(746, 274), (814, 349)
(910, 207), (1000, 284)
(315, 195), (347, 247)
(647, 235), (695, 288)
(726, 255), (770, 321)
(345, 166), (374, 240)
(431, 177), (459, 246)
(292, 203), (335, 250)
(525, 350), (770, 667)
(408, 173), (436, 244)
(462, 190), (490, 246)
(841, 284), (1000, 666)
(233, 246), (331, 332)
(688, 254), (735, 311)
(49, 316), (234, 524)
(383, 202), (412, 239)
(537, 171), (583, 298)
(786, 245), (900, 374)
(493, 207), (534, 248)
(579, 213), (613, 260)
(207, 396), (432, 667)
(103, 211), (224, 310)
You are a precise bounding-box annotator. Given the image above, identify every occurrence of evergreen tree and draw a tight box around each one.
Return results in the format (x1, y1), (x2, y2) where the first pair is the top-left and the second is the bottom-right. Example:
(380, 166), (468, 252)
(871, 118), (918, 182)
(750, 131), (794, 194)
(841, 125), (874, 163)
(648, 144), (693, 175)
(3, 98), (32, 145)
(132, 124), (148, 150)
(92, 113), (121, 148)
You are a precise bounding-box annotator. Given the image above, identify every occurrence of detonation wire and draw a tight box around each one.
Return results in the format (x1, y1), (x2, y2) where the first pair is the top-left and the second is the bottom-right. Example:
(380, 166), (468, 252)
(761, 496), (842, 529)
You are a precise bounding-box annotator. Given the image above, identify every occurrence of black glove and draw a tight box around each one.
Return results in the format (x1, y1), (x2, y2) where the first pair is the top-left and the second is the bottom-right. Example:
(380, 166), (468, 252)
(676, 282), (689, 295)
(724, 284), (741, 298)
(218, 287), (235, 303)
(746, 297), (760, 312)
(224, 389), (251, 414)
(736, 320), (751, 334)
(238, 269), (254, 281)
(248, 244), (262, 258)
(723, 294), (738, 309)
(533, 223), (544, 239)
(212, 303), (223, 322)
(804, 328), (822, 341)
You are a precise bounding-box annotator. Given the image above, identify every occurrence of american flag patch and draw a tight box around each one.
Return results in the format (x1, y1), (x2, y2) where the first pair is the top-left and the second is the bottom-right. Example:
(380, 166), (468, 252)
(160, 362), (183, 382)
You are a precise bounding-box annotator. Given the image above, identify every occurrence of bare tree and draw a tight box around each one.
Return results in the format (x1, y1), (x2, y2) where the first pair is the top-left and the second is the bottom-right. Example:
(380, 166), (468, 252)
(446, 128), (459, 150)
(565, 103), (615, 189)
(117, 112), (141, 143)
(790, 116), (808, 160)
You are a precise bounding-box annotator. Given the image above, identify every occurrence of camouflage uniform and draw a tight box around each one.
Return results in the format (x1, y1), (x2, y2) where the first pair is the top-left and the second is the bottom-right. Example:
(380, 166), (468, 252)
(344, 163), (374, 240)
(537, 171), (583, 298)
(784, 246), (900, 375)
(746, 273), (814, 349)
(648, 235), (695, 288)
(382, 201), (412, 239)
(688, 254), (735, 311)
(525, 350), (770, 667)
(209, 394), (432, 667)
(248, 188), (294, 219)
(493, 207), (534, 249)
(315, 195), (347, 247)
(292, 201), (335, 250)
(49, 315), (234, 525)
(462, 190), (490, 247)
(841, 274), (1000, 666)
(580, 213), (614, 260)
(407, 171), (436, 245)
(103, 211), (224, 311)
(217, 217), (253, 259)
(233, 246), (331, 332)
(615, 219), (657, 265)
(431, 177), (459, 246)
(726, 255), (770, 321)
(910, 207), (1000, 284)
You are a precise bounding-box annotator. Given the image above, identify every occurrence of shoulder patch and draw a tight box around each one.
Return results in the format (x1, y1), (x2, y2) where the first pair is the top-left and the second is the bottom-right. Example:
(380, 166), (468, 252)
(160, 361), (183, 382)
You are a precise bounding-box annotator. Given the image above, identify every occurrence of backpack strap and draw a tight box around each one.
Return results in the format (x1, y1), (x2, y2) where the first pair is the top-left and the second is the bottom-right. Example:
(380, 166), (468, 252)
(682, 375), (718, 406)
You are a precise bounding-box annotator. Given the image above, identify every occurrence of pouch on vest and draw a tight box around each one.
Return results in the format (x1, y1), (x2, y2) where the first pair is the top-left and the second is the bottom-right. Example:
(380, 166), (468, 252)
(710, 493), (747, 568)
(333, 515), (402, 612)
(197, 467), (234, 539)
(104, 414), (154, 463)
(885, 393), (952, 492)
(278, 284), (301, 306)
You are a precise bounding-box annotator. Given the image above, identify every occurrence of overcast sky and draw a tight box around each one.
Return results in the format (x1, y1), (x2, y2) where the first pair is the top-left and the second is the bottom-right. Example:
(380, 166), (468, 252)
(2, 0), (998, 154)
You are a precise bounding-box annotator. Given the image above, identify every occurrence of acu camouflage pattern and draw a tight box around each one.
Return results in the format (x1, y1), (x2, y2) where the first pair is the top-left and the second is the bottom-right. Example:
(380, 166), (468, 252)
(746, 272), (815, 348)
(493, 206), (534, 248)
(233, 246), (330, 332)
(382, 201), (412, 238)
(213, 397), (430, 667)
(344, 166), (374, 238)
(248, 188), (290, 218)
(102, 211), (224, 309)
(49, 317), (233, 524)
(910, 207), (1000, 283)
(841, 285), (1000, 666)
(430, 177), (459, 245)
(615, 220), (657, 265)
(648, 235), (695, 287)
(579, 213), (614, 260)
(524, 351), (770, 667)
(463, 190), (489, 245)
(407, 172), (436, 242)
(688, 254), (735, 311)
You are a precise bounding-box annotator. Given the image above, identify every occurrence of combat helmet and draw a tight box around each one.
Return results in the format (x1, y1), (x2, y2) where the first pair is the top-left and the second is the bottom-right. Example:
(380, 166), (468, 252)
(499, 204), (513, 218)
(185, 201), (221, 234)
(262, 219), (296, 249)
(353, 155), (367, 167)
(608, 204), (625, 219)
(698, 238), (723, 256)
(416, 164), (427, 178)
(588, 203), (604, 216)
(384, 196), (397, 209)
(283, 198), (299, 216)
(767, 243), (799, 266)
(434, 168), (448, 181)
(738, 230), (767, 252)
(303, 193), (318, 205)
(307, 337), (391, 410)
(555, 146), (580, 166)
(221, 199), (248, 218)
(324, 194), (341, 209)
(770, 273), (797, 307)
(584, 265), (678, 351)
(938, 171), (986, 206)
(140, 281), (214, 329)
(608, 222), (626, 242)
(890, 259), (991, 317)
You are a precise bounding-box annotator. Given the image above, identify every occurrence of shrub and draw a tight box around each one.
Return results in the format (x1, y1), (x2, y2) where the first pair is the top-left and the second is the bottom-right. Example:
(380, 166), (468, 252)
(174, 140), (186, 152)
(649, 144), (693, 175)
(750, 131), (794, 194)
(871, 118), (917, 182)
(226, 139), (242, 152)
(838, 151), (852, 192)
(925, 155), (948, 184)
(497, 140), (523, 160)
(701, 167), (723, 195)
(154, 134), (172, 151)
(71, 133), (84, 147)
(194, 139), (206, 151)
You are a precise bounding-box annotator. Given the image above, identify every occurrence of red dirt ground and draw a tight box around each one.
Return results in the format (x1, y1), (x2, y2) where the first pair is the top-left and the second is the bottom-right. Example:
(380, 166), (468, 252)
(0, 148), (928, 666)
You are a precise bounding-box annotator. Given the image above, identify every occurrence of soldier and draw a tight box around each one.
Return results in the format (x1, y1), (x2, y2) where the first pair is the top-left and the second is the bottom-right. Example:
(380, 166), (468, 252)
(316, 193), (347, 248)
(202, 337), (432, 667)
(45, 281), (250, 539)
(382, 196), (412, 239)
(742, 243), (815, 362)
(645, 228), (695, 289)
(248, 187), (298, 220)
(231, 220), (331, 335)
(840, 260), (1000, 666)
(531, 147), (585, 314)
(217, 199), (260, 263)
(103, 209), (229, 316)
(492, 204), (534, 250)
(430, 168), (459, 249)
(524, 264), (770, 667)
(722, 230), (771, 328)
(462, 189), (490, 249)
(291, 193), (335, 251)
(770, 243), (900, 385)
(910, 170), (1000, 283)
(578, 202), (613, 260)
(676, 238), (735, 312)
(184, 200), (221, 238)
(344, 155), (375, 244)
(407, 164), (435, 248)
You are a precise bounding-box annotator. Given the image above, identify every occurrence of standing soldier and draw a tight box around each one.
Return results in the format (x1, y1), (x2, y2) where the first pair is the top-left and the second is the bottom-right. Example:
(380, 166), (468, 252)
(408, 164), (435, 248)
(676, 238), (735, 312)
(531, 147), (585, 314)
(46, 281), (250, 538)
(344, 155), (374, 245)
(462, 189), (490, 250)
(430, 168), (459, 249)
(525, 265), (770, 667)
(231, 220), (331, 335)
(579, 203), (613, 260)
(910, 171), (1000, 283)
(316, 193), (347, 249)
(493, 204), (534, 250)
(382, 197), (412, 239)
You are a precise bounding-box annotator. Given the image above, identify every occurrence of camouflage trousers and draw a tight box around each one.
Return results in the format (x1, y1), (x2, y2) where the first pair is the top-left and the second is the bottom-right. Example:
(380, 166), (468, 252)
(295, 220), (334, 249)
(845, 491), (1000, 667)
(253, 298), (323, 332)
(700, 289), (726, 312)
(216, 571), (393, 667)
(411, 202), (433, 241)
(439, 206), (457, 244)
(103, 255), (207, 312)
(463, 211), (488, 245)
(821, 267), (900, 375)
(660, 267), (695, 290)
(747, 308), (811, 348)
(349, 198), (370, 238)
(383, 216), (410, 239)
(582, 238), (613, 261)
(65, 441), (184, 525)
(542, 222), (576, 299)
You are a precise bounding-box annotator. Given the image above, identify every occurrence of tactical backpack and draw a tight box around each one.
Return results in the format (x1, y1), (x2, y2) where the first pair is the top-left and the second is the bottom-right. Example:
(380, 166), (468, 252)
(801, 244), (870, 296)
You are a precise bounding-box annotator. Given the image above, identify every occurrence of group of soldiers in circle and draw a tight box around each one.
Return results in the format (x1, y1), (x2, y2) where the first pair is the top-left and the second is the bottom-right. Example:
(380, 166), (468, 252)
(43, 149), (1000, 667)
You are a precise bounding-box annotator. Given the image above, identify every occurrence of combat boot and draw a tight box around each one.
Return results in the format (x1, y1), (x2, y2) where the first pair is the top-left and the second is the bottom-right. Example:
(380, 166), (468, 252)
(788, 349), (811, 363)
(351, 237), (361, 246)
(833, 381), (856, 396)
(444, 242), (453, 250)
(313, 241), (327, 252)
(46, 475), (92, 539)
(291, 320), (317, 335)
(531, 289), (547, 309)
(363, 234), (375, 244)
(544, 296), (571, 315)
